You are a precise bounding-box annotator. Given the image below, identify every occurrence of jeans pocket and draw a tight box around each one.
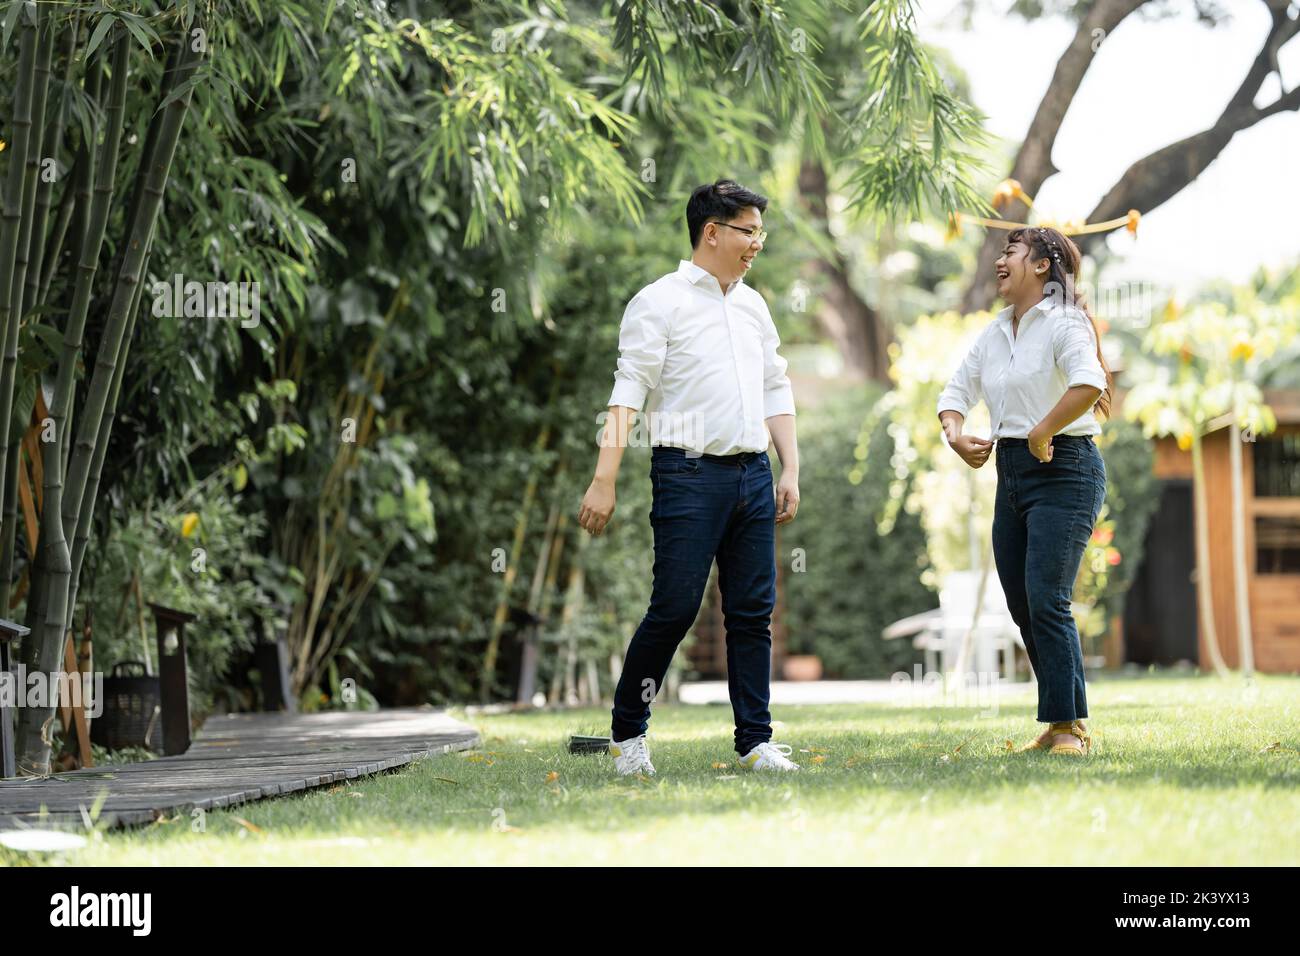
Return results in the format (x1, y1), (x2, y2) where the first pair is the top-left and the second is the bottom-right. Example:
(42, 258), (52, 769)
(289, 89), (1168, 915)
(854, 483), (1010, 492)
(652, 456), (700, 477)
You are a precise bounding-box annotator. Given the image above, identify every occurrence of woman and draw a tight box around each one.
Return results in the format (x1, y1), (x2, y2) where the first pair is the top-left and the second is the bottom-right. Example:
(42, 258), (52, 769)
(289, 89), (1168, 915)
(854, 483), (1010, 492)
(936, 226), (1113, 756)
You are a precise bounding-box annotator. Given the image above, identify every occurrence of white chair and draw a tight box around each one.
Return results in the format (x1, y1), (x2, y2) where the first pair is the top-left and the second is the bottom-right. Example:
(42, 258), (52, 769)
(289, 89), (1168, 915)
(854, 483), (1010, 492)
(936, 569), (1023, 681)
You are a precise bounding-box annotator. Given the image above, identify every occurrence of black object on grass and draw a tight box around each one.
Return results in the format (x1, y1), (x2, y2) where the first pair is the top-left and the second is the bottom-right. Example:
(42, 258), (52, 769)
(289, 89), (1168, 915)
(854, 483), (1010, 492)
(568, 734), (611, 755)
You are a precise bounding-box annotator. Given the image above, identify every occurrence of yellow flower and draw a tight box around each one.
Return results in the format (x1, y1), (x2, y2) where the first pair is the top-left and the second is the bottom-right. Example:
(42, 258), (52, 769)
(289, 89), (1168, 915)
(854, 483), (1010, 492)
(1126, 209), (1141, 236)
(1176, 431), (1193, 451)
(0, 140), (6, 153)
(991, 180), (1017, 211)
(945, 211), (962, 241)
(1229, 334), (1254, 362)
(180, 512), (200, 537)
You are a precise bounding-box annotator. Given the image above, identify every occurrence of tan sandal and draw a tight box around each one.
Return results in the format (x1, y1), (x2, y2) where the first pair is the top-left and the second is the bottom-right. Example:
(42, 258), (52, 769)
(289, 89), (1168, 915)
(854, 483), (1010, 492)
(1013, 720), (1089, 754)
(1013, 729), (1052, 753)
(1047, 720), (1091, 756)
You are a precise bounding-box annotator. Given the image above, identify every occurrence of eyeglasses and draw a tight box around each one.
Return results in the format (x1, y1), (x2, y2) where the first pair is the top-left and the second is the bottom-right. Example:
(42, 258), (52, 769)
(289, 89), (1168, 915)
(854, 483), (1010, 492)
(710, 221), (768, 244)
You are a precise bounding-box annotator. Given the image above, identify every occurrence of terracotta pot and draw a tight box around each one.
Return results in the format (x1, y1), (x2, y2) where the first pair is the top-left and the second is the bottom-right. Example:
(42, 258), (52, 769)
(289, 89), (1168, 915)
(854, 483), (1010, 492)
(782, 655), (823, 682)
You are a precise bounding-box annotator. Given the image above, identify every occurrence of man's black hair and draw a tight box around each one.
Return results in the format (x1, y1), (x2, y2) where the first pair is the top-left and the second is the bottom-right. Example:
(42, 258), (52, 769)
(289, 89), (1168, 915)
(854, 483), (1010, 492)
(686, 179), (768, 249)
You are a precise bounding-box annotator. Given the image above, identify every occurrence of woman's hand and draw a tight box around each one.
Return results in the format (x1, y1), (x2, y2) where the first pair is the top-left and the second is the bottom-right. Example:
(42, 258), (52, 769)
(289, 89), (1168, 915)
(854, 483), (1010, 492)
(950, 434), (993, 469)
(1027, 423), (1054, 462)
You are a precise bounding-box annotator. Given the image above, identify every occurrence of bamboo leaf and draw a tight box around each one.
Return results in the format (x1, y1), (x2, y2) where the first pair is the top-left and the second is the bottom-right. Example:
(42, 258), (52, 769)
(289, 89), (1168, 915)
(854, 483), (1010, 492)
(154, 73), (202, 114)
(85, 14), (116, 62)
(2, 1), (22, 49)
(117, 12), (157, 59)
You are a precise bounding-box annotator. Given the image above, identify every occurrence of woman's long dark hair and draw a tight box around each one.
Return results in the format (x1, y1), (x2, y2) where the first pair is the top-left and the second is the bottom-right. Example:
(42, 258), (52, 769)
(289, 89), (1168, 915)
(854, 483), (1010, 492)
(1006, 226), (1114, 420)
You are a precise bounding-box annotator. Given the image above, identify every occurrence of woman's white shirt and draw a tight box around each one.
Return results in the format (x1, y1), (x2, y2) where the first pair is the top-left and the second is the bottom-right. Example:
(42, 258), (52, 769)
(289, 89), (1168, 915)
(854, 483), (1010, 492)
(936, 296), (1107, 439)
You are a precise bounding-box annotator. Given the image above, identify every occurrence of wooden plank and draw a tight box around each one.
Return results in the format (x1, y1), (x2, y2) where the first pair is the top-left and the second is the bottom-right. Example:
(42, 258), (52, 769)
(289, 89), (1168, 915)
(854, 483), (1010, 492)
(0, 708), (480, 830)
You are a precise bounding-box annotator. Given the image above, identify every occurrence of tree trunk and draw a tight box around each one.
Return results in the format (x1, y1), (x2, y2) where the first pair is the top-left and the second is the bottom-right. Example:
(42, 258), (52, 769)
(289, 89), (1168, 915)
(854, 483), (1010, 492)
(1078, 2), (1297, 259)
(797, 156), (890, 381)
(960, 0), (1150, 313)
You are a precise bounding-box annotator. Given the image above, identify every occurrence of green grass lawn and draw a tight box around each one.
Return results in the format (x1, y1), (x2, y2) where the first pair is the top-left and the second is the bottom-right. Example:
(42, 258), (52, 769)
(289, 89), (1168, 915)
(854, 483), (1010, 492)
(6, 674), (1298, 866)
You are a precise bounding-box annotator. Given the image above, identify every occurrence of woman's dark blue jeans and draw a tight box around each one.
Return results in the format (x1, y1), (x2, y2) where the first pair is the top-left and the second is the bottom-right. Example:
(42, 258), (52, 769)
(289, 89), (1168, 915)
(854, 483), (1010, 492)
(611, 446), (777, 756)
(992, 434), (1106, 723)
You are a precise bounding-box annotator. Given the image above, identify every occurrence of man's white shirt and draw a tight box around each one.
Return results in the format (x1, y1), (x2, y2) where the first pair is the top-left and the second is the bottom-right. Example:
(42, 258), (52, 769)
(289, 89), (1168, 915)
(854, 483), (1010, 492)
(608, 259), (796, 455)
(936, 295), (1108, 439)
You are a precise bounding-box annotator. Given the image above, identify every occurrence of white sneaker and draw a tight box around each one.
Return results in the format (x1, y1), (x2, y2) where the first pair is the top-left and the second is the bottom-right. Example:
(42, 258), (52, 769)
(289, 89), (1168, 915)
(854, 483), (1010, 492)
(609, 735), (656, 776)
(739, 742), (800, 772)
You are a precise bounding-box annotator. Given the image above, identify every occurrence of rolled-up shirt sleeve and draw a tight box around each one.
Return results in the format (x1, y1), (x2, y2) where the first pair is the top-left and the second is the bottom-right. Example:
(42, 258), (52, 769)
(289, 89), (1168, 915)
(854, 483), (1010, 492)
(760, 300), (796, 418)
(937, 331), (984, 417)
(608, 292), (668, 410)
(1053, 309), (1108, 392)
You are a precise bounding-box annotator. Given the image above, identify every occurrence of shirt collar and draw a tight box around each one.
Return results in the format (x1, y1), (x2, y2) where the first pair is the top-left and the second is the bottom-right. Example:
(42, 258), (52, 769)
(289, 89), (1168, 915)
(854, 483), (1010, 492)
(678, 259), (744, 296)
(997, 294), (1055, 329)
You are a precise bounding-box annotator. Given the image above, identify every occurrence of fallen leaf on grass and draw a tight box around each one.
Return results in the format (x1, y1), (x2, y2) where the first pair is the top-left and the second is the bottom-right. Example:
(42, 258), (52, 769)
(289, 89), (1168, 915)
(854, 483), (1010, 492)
(1259, 742), (1298, 755)
(1004, 740), (1015, 751)
(711, 762), (729, 769)
(810, 755), (827, 765)
(431, 776), (460, 784)
(231, 816), (264, 835)
(545, 771), (559, 783)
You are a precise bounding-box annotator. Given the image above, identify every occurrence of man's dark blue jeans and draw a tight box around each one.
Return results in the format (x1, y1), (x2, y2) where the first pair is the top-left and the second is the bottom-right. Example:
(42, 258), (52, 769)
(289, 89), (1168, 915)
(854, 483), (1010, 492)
(611, 445), (777, 756)
(992, 434), (1106, 723)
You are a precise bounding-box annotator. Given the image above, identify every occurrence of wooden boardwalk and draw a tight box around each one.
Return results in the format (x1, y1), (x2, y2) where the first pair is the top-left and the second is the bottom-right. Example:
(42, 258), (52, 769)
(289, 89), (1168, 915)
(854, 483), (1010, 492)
(0, 708), (480, 830)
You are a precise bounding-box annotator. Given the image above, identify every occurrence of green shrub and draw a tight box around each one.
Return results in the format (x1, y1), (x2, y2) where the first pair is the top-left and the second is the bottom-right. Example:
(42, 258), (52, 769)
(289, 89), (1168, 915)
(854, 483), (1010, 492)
(782, 387), (933, 677)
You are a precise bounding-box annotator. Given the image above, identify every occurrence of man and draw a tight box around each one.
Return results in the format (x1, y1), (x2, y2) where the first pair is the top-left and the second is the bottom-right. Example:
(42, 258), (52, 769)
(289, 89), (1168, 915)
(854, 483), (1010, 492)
(577, 178), (801, 775)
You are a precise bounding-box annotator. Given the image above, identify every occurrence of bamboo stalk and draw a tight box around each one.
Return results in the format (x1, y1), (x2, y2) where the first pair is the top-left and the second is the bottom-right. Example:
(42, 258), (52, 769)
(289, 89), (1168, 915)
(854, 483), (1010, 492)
(481, 419), (552, 702)
(50, 29), (130, 541)
(0, 10), (41, 563)
(0, 442), (20, 612)
(287, 282), (407, 694)
(9, 8), (54, 333)
(37, 146), (80, 307)
(65, 238), (152, 632)
(549, 530), (588, 702)
(29, 11), (81, 312)
(554, 531), (588, 705)
(61, 26), (175, 540)
(17, 23), (204, 774)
